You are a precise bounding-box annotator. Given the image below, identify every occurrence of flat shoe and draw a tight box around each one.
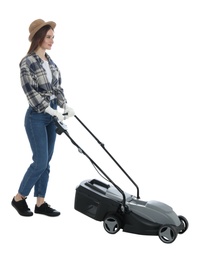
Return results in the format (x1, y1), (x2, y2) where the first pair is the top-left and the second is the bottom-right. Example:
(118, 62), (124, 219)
(34, 202), (60, 217)
(11, 197), (33, 217)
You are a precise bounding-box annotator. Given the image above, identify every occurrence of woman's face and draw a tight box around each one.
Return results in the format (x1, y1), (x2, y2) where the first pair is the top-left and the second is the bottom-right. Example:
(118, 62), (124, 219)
(41, 28), (54, 50)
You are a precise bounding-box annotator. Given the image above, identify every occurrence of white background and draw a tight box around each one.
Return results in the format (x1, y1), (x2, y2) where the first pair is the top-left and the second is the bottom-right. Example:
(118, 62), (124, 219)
(1, 0), (206, 259)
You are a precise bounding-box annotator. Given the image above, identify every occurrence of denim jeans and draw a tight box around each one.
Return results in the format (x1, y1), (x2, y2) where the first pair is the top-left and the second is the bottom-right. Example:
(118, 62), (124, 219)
(18, 100), (57, 198)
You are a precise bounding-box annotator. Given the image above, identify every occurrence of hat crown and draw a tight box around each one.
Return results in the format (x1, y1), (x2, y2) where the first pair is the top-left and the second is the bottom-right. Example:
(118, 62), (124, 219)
(29, 19), (45, 33)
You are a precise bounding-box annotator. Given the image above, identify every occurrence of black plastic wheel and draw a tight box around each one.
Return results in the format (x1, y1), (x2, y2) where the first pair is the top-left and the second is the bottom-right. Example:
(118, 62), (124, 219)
(103, 214), (122, 234)
(158, 224), (177, 243)
(178, 215), (189, 234)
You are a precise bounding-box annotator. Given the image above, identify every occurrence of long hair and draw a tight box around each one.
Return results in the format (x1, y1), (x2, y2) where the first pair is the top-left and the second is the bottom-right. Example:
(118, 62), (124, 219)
(27, 25), (53, 54)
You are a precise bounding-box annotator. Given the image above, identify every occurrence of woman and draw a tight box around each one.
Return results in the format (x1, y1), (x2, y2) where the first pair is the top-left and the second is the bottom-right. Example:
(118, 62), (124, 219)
(11, 19), (75, 217)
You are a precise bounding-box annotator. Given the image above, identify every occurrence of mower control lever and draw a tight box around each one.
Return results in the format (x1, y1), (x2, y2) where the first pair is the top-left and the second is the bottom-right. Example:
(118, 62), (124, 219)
(53, 117), (68, 135)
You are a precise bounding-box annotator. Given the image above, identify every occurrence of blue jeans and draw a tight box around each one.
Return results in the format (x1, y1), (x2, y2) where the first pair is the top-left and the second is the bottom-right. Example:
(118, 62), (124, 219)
(18, 100), (57, 198)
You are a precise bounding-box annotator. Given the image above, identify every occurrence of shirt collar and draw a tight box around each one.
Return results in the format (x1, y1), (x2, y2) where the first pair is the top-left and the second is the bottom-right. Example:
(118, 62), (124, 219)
(31, 52), (52, 64)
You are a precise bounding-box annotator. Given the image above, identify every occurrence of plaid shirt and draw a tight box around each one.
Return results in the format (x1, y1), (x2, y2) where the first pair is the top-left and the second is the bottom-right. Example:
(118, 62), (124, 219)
(20, 52), (67, 113)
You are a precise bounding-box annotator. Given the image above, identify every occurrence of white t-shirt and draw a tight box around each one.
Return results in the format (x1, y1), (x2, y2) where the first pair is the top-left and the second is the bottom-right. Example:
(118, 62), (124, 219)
(42, 60), (52, 83)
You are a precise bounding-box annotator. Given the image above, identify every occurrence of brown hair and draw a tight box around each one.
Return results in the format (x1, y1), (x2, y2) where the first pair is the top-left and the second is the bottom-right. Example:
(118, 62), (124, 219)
(27, 25), (53, 54)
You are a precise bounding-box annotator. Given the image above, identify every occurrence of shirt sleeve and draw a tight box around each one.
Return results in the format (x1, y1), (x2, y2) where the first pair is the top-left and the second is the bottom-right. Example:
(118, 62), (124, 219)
(20, 58), (50, 113)
(53, 69), (67, 108)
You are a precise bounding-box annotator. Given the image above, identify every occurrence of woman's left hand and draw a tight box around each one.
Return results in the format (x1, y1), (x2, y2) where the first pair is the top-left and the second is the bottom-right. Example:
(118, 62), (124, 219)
(63, 104), (75, 119)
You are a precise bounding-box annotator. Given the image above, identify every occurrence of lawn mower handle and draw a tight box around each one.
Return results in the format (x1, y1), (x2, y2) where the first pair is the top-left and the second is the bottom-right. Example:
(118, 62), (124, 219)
(74, 115), (140, 199)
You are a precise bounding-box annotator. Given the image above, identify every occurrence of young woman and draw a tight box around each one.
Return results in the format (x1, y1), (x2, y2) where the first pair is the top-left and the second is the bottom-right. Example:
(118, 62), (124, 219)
(12, 19), (75, 217)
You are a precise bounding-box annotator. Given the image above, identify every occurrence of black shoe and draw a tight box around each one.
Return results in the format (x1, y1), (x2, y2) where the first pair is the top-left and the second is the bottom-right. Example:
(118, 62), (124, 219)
(34, 202), (60, 217)
(11, 197), (33, 217)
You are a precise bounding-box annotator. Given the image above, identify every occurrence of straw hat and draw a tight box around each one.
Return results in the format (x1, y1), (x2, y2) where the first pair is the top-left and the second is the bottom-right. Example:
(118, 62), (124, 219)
(28, 19), (56, 42)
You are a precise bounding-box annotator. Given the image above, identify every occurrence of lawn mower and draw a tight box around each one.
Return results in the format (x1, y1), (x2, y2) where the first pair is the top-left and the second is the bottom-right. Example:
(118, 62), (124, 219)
(54, 116), (188, 243)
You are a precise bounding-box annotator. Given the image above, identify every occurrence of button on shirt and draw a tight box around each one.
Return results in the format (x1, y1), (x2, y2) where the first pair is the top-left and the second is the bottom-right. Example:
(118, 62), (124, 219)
(20, 52), (67, 113)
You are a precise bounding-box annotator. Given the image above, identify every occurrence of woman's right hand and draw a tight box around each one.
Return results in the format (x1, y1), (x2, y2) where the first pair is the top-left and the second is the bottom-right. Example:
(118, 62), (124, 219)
(45, 106), (64, 122)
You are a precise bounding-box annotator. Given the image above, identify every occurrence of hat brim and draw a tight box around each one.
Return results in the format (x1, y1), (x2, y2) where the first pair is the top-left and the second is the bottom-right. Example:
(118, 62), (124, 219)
(29, 21), (56, 42)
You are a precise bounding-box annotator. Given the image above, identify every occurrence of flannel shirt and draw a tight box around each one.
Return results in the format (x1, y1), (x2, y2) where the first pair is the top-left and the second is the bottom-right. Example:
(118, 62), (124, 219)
(20, 52), (67, 113)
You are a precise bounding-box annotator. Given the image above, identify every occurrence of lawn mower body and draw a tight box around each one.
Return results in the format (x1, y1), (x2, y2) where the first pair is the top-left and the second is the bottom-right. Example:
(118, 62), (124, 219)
(75, 178), (187, 243)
